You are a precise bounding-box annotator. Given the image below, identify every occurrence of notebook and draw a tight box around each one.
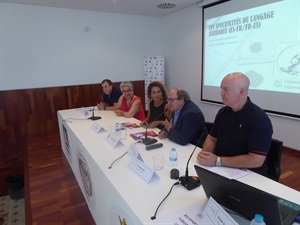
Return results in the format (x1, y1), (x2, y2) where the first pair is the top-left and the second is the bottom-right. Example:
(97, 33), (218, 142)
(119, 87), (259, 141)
(194, 165), (300, 225)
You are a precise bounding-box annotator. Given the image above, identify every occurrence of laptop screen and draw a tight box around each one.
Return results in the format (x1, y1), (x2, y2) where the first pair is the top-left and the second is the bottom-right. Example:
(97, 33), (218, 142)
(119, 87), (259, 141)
(194, 165), (283, 225)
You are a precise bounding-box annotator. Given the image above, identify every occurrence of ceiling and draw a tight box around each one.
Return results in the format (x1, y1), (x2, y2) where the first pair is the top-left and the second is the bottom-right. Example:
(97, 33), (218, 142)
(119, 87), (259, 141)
(0, 0), (203, 17)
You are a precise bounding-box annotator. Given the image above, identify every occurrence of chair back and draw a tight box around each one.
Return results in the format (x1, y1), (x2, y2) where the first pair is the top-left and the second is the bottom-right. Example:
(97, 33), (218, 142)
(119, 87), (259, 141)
(190, 122), (211, 148)
(205, 122), (214, 133)
(266, 139), (283, 181)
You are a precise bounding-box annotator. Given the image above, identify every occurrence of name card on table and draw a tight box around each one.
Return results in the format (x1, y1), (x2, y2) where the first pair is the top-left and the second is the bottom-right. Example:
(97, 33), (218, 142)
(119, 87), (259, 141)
(106, 133), (124, 148)
(127, 142), (144, 162)
(201, 197), (238, 225)
(153, 197), (238, 225)
(128, 157), (159, 183)
(80, 107), (89, 116)
(91, 122), (106, 134)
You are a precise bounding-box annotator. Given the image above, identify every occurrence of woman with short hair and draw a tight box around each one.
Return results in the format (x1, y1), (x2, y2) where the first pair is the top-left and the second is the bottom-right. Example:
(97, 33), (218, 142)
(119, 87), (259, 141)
(114, 81), (146, 121)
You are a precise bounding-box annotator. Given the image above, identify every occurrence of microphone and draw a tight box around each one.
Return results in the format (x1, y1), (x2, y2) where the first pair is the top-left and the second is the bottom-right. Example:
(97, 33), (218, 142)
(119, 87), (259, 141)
(179, 136), (202, 190)
(142, 109), (167, 146)
(89, 106), (101, 120)
(108, 152), (128, 169)
(150, 181), (180, 220)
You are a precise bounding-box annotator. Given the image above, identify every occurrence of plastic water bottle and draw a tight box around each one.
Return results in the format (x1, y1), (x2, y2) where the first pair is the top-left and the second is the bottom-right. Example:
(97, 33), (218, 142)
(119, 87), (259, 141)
(250, 214), (266, 225)
(169, 148), (178, 167)
(114, 123), (121, 137)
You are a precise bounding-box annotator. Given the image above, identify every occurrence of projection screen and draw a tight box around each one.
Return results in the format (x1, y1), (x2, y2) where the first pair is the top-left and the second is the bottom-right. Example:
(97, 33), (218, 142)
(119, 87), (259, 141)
(201, 0), (300, 119)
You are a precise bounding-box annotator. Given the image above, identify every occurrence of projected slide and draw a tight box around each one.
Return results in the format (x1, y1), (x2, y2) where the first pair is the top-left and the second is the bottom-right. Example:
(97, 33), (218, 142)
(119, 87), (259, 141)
(204, 0), (299, 94)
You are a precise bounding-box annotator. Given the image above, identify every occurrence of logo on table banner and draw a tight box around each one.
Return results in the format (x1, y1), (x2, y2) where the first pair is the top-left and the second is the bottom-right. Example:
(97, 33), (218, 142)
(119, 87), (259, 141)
(62, 125), (72, 163)
(109, 204), (133, 225)
(77, 149), (96, 210)
(118, 215), (127, 225)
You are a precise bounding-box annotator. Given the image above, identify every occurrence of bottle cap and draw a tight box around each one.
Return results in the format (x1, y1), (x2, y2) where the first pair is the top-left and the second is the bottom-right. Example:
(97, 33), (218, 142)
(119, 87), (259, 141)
(254, 214), (264, 222)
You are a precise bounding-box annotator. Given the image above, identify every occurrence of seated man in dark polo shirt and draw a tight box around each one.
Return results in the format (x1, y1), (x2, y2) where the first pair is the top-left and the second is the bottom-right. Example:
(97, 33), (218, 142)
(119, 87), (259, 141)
(197, 72), (273, 176)
(97, 79), (122, 111)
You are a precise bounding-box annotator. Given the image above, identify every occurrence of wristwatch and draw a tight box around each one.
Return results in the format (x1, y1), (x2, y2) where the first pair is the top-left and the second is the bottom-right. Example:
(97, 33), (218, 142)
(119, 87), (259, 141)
(215, 156), (222, 167)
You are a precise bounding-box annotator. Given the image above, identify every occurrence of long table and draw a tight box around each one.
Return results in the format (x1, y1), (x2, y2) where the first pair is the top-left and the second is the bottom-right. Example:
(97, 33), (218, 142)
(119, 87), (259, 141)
(57, 108), (300, 224)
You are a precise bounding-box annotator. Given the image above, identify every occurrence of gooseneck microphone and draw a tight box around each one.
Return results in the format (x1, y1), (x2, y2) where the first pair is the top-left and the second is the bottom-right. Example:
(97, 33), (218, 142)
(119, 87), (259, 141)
(142, 109), (167, 146)
(179, 136), (202, 190)
(89, 106), (101, 121)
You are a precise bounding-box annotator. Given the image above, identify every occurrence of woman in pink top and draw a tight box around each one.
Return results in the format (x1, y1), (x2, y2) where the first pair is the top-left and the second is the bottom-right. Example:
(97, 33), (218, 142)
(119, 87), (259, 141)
(114, 81), (146, 121)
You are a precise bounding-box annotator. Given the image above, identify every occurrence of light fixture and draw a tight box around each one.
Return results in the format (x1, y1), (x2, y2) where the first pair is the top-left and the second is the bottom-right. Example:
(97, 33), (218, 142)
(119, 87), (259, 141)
(156, 3), (176, 9)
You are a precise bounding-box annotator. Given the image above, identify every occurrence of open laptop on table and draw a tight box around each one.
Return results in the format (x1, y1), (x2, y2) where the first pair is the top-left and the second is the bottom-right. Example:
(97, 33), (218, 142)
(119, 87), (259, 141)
(194, 165), (300, 225)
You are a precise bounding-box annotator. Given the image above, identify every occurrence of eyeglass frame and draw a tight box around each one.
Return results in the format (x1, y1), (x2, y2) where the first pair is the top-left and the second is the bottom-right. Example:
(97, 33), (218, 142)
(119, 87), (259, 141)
(167, 97), (179, 102)
(121, 89), (133, 94)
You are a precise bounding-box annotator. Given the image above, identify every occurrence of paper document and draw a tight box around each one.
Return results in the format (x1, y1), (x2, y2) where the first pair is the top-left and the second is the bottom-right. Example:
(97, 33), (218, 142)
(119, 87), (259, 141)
(130, 131), (158, 141)
(209, 166), (249, 180)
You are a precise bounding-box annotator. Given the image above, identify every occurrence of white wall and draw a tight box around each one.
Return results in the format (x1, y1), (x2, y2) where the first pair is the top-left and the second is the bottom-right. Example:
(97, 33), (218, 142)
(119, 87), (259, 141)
(0, 3), (162, 90)
(161, 5), (300, 150)
(1, 3), (299, 150)
(162, 6), (203, 103)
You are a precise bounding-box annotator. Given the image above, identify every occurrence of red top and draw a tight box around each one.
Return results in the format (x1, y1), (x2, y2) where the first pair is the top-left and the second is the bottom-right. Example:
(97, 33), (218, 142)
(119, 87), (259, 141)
(120, 96), (145, 121)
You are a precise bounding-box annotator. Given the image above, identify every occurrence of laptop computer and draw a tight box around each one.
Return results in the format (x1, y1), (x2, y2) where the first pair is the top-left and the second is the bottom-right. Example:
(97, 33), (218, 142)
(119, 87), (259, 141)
(194, 165), (300, 225)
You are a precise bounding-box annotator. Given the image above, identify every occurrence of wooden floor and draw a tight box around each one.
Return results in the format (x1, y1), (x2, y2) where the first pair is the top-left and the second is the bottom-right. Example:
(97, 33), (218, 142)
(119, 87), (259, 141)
(25, 133), (96, 225)
(25, 133), (300, 224)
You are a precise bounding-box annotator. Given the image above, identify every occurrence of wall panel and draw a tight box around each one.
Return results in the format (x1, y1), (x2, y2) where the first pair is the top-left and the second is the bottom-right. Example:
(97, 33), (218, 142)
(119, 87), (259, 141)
(0, 80), (145, 167)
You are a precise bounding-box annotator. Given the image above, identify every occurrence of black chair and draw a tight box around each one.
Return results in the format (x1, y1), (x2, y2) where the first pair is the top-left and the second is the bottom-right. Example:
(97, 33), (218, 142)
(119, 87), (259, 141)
(205, 121), (214, 133)
(266, 139), (283, 182)
(190, 122), (214, 148)
(189, 123), (209, 148)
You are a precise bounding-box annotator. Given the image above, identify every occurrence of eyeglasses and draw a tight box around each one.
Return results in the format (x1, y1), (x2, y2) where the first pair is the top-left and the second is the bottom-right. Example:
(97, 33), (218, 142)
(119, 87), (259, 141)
(167, 97), (179, 102)
(122, 89), (132, 93)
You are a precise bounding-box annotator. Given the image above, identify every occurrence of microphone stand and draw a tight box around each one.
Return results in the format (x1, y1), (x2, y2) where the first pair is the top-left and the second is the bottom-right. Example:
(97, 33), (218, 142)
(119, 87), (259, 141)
(142, 125), (158, 145)
(142, 109), (167, 146)
(179, 136), (202, 190)
(88, 106), (101, 121)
